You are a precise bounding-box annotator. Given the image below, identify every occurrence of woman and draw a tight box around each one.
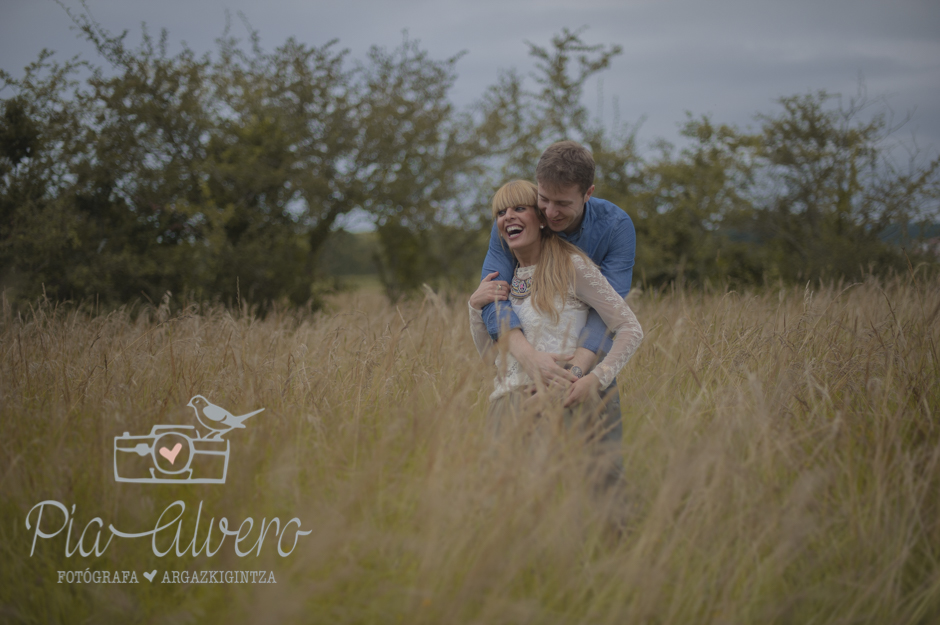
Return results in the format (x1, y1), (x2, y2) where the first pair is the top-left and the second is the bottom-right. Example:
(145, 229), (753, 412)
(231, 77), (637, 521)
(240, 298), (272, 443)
(468, 180), (643, 429)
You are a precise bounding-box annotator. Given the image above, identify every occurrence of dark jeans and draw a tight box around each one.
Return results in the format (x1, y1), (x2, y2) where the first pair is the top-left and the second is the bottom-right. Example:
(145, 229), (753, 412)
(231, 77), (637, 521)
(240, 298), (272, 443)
(487, 378), (624, 491)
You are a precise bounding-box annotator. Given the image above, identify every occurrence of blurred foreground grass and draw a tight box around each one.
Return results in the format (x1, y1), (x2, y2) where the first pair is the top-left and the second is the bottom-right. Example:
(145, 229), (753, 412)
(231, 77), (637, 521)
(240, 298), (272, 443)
(1, 276), (939, 624)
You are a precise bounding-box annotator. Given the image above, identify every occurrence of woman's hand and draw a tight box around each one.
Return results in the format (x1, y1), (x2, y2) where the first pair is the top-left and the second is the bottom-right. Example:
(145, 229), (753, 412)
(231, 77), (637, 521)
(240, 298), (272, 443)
(469, 271), (510, 310)
(563, 372), (602, 407)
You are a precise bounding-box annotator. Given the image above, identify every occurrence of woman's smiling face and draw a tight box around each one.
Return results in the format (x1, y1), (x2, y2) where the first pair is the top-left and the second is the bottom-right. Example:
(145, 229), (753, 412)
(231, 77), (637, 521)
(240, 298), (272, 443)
(497, 204), (542, 253)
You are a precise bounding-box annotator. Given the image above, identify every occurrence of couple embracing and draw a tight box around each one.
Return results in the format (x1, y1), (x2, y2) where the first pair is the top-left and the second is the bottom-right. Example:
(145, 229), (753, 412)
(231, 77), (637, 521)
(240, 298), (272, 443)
(469, 141), (643, 488)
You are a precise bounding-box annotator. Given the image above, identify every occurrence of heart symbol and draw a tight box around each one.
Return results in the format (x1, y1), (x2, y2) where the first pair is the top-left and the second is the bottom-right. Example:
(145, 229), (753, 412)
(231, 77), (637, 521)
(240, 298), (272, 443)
(143, 569), (157, 582)
(159, 443), (182, 464)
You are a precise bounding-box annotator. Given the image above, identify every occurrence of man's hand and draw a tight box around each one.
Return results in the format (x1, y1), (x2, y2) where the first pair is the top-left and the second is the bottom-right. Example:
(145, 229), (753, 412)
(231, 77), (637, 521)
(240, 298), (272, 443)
(469, 271), (509, 311)
(564, 372), (602, 407)
(507, 329), (578, 387)
(522, 351), (576, 387)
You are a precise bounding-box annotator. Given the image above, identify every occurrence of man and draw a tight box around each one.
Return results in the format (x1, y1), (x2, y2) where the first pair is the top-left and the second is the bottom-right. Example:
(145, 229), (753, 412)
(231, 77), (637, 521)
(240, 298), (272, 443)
(479, 141), (636, 484)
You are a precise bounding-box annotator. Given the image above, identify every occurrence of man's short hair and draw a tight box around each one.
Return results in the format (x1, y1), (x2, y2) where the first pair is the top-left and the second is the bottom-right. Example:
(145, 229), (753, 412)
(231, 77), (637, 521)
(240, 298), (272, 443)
(536, 141), (595, 196)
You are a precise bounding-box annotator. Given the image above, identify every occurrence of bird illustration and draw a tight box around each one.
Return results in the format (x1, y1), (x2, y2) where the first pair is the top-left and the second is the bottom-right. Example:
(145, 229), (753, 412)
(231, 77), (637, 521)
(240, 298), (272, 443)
(187, 395), (264, 439)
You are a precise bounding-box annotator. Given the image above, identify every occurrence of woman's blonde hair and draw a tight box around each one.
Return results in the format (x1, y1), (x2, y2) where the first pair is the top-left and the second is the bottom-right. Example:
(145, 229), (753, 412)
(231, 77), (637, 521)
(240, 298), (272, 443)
(491, 180), (591, 324)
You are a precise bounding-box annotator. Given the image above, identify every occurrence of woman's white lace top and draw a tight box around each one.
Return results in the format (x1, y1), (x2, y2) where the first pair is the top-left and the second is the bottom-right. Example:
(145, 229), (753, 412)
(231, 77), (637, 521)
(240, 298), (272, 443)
(469, 255), (643, 399)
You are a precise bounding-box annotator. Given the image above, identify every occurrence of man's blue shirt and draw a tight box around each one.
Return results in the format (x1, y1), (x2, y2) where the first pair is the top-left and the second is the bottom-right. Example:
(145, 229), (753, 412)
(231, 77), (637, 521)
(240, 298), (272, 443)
(480, 197), (636, 353)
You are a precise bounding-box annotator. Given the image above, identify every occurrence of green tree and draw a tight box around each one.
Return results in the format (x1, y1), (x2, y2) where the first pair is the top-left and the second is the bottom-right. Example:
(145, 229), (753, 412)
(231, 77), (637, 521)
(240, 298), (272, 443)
(354, 37), (485, 299)
(0, 12), (491, 308)
(0, 52), (115, 304)
(475, 28), (622, 183)
(752, 90), (940, 281)
(627, 117), (761, 286)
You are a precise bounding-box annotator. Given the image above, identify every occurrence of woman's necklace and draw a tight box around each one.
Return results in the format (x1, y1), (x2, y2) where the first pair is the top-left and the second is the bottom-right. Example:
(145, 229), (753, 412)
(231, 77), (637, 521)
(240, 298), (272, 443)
(510, 274), (532, 298)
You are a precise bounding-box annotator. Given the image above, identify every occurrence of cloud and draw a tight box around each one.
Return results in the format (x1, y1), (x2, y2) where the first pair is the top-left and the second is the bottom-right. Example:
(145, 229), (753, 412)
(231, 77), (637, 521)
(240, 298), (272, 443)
(2, 0), (938, 151)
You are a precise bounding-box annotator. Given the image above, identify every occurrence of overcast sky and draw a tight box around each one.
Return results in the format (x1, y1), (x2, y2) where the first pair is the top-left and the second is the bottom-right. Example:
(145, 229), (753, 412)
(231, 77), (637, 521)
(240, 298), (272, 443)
(2, 0), (939, 156)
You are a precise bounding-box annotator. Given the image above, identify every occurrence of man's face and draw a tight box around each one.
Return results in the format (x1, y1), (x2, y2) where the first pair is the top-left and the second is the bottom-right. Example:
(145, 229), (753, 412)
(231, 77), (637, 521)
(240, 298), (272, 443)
(537, 182), (594, 234)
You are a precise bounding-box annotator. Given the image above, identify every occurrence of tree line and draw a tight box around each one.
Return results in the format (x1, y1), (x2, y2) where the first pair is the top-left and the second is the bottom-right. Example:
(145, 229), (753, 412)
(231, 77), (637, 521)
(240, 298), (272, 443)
(1, 15), (938, 310)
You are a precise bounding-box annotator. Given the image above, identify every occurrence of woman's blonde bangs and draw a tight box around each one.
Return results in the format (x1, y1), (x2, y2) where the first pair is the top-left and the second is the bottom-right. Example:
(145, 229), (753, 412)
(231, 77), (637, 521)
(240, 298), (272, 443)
(491, 180), (538, 218)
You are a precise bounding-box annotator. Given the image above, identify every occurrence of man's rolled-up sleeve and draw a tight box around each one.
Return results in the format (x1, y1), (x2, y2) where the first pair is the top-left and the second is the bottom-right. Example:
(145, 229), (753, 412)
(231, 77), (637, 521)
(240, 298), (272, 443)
(578, 217), (636, 353)
(481, 222), (521, 340)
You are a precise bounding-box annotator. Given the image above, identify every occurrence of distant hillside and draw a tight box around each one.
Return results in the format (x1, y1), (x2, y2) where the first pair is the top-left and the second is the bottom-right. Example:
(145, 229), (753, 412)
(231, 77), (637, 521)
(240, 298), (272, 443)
(880, 222), (940, 245)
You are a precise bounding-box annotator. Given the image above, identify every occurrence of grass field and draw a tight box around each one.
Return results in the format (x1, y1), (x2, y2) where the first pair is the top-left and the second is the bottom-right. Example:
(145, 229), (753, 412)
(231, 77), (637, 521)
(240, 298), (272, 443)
(2, 275), (939, 624)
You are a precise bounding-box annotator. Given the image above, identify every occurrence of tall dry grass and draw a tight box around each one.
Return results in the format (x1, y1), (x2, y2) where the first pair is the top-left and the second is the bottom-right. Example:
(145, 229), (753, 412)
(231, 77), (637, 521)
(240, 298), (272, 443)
(1, 276), (939, 624)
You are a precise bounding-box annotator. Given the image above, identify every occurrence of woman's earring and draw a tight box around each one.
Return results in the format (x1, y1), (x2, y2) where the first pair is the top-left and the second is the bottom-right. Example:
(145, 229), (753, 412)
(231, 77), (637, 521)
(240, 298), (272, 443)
(540, 225), (545, 229)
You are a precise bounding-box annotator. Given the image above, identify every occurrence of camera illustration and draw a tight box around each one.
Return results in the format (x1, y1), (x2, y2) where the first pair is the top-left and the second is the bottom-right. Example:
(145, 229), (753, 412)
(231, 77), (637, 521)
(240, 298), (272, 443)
(114, 425), (230, 484)
(113, 396), (264, 485)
